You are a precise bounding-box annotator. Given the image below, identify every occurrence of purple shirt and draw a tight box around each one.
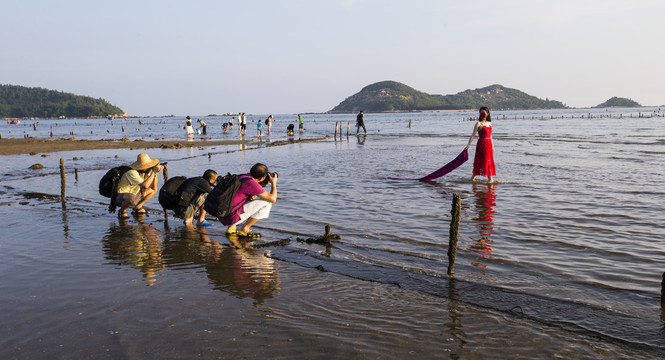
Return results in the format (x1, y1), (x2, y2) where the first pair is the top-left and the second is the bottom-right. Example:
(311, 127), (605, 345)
(219, 175), (265, 225)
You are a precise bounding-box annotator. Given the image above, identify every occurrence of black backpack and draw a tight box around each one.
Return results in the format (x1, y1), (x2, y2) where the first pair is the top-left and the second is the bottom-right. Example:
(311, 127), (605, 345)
(99, 165), (132, 213)
(158, 176), (187, 210)
(203, 174), (252, 218)
(99, 166), (132, 198)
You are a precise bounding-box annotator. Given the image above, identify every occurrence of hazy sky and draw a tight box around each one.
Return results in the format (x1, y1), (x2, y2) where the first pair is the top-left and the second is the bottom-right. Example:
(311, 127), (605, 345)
(2, 0), (663, 115)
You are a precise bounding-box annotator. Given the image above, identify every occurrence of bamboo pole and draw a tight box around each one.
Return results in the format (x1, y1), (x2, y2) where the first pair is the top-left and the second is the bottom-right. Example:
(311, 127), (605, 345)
(74, 168), (78, 182)
(447, 193), (461, 276)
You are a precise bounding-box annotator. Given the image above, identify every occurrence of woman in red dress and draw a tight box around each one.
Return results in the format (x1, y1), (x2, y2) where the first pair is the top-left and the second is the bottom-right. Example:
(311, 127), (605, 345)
(464, 107), (496, 183)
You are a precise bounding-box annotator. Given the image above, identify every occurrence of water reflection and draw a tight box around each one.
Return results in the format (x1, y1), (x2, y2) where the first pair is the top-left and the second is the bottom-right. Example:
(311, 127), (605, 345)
(164, 227), (281, 305)
(102, 220), (281, 302)
(469, 183), (497, 268)
(102, 217), (165, 286)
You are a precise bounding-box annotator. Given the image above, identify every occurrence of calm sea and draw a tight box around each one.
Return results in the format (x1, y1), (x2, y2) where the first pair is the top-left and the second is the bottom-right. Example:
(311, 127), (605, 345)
(1, 108), (664, 359)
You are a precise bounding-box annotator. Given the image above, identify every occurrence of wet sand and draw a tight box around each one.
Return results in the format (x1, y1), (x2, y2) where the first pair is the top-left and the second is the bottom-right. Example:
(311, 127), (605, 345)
(0, 137), (248, 155)
(0, 137), (326, 155)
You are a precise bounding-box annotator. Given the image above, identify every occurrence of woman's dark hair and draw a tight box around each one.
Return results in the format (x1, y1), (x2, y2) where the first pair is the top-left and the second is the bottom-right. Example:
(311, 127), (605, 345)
(250, 163), (269, 179)
(479, 106), (491, 122)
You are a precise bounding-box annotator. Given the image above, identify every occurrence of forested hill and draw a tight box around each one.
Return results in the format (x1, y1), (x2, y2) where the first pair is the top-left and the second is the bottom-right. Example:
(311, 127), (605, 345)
(0, 84), (125, 118)
(594, 96), (641, 108)
(328, 81), (566, 113)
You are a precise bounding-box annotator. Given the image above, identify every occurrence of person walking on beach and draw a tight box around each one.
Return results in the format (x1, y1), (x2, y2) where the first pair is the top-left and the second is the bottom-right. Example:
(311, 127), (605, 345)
(356, 110), (366, 135)
(257, 119), (263, 137)
(229, 117), (234, 130)
(197, 118), (207, 135)
(241, 113), (247, 136)
(174, 169), (218, 227)
(464, 106), (496, 183)
(185, 116), (194, 136)
(116, 153), (164, 218)
(217, 163), (278, 238)
(298, 114), (304, 133)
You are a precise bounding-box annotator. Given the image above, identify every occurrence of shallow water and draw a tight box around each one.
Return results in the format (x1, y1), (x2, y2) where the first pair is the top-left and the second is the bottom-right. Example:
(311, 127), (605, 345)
(1, 108), (665, 358)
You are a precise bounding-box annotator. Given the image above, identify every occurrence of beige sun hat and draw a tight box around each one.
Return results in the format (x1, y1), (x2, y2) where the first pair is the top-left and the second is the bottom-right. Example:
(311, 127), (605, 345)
(130, 153), (159, 170)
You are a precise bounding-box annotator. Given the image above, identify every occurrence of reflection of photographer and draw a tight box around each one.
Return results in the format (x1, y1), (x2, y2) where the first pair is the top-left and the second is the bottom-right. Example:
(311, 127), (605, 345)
(217, 163), (278, 238)
(116, 153), (164, 219)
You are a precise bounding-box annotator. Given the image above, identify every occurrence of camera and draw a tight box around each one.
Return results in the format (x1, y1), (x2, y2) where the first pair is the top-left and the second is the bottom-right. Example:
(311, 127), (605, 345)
(259, 172), (278, 186)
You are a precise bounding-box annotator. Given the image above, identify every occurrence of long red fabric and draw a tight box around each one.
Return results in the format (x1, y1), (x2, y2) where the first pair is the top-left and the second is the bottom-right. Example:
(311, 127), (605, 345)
(388, 149), (468, 181)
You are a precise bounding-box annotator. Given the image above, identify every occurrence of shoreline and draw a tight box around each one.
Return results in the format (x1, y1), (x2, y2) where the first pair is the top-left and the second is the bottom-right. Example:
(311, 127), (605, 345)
(0, 136), (328, 156)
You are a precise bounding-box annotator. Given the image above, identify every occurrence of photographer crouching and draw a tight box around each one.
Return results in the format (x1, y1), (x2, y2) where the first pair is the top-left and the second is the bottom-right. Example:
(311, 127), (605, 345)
(218, 163), (278, 238)
(116, 153), (164, 219)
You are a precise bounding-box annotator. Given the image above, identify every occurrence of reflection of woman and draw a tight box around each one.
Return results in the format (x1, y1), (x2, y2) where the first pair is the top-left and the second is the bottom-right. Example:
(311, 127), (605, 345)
(465, 107), (496, 183)
(469, 183), (496, 266)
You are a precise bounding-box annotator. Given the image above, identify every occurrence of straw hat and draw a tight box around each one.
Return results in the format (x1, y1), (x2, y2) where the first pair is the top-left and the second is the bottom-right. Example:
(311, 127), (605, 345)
(130, 153), (159, 170)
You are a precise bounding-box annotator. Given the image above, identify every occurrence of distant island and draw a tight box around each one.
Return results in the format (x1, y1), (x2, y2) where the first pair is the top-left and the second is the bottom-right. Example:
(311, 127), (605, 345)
(0, 84), (125, 119)
(328, 81), (566, 113)
(594, 96), (641, 108)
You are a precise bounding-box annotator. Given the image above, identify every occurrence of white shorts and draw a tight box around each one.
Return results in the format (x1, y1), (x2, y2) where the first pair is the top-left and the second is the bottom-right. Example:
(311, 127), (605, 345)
(232, 199), (272, 225)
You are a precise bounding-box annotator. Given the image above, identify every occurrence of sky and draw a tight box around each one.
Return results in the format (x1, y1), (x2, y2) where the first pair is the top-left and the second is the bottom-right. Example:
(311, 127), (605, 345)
(2, 0), (664, 115)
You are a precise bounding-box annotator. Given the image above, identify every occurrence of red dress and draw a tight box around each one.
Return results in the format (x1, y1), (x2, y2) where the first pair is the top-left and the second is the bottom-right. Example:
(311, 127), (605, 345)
(473, 125), (496, 177)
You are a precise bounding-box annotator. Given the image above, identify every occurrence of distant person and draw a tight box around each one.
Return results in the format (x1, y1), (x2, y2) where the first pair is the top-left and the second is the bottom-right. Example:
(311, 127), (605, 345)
(356, 110), (366, 134)
(116, 153), (164, 218)
(197, 118), (207, 135)
(218, 163), (278, 238)
(241, 112), (247, 135)
(185, 116), (194, 136)
(222, 122), (228, 133)
(464, 106), (496, 183)
(229, 117), (234, 129)
(174, 169), (218, 226)
(33, 121), (39, 130)
(298, 114), (304, 133)
(265, 115), (274, 134)
(286, 123), (295, 136)
(257, 119), (263, 137)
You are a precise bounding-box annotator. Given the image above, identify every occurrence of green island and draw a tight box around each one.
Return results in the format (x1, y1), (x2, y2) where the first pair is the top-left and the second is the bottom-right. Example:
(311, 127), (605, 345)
(328, 81), (566, 113)
(594, 96), (641, 108)
(0, 84), (125, 119)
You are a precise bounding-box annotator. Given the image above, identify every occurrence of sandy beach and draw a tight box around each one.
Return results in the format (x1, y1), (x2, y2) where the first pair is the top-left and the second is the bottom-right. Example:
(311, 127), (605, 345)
(0, 137), (327, 156)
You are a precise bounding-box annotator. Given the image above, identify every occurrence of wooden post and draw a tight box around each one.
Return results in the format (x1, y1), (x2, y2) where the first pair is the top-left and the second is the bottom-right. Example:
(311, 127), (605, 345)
(346, 122), (350, 139)
(50, 125), (53, 137)
(334, 121), (338, 140)
(208, 152), (211, 160)
(163, 163), (169, 219)
(74, 168), (78, 182)
(661, 272), (665, 303)
(60, 158), (66, 206)
(447, 193), (461, 275)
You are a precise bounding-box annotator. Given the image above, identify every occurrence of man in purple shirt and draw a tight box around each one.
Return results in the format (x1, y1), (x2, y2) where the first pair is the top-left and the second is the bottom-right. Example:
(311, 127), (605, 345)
(219, 163), (278, 238)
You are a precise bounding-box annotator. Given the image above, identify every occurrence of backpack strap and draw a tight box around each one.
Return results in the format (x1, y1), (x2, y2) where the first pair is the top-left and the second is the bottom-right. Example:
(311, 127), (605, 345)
(229, 176), (253, 211)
